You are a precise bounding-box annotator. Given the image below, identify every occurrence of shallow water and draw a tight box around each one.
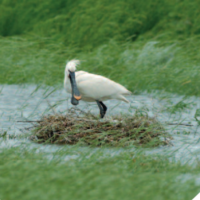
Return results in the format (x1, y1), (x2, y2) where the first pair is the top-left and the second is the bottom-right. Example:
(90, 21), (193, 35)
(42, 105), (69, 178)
(0, 84), (200, 165)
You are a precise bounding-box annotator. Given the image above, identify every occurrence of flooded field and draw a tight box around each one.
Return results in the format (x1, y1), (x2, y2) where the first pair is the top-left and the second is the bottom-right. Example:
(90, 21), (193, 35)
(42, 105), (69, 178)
(1, 1), (200, 198)
(0, 84), (200, 164)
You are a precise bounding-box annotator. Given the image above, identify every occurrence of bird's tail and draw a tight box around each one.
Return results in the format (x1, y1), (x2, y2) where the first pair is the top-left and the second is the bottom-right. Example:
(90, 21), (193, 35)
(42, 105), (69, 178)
(118, 95), (130, 103)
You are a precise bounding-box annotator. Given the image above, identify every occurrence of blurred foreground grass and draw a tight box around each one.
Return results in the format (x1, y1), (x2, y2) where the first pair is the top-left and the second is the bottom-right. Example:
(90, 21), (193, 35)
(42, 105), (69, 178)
(0, 146), (199, 200)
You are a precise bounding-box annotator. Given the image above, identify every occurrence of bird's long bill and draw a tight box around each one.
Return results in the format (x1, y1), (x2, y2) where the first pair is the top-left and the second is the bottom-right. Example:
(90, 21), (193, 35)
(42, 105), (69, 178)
(69, 71), (81, 105)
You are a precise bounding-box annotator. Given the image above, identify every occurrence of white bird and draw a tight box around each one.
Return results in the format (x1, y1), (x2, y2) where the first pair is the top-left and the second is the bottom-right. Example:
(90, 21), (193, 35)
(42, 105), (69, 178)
(64, 59), (131, 118)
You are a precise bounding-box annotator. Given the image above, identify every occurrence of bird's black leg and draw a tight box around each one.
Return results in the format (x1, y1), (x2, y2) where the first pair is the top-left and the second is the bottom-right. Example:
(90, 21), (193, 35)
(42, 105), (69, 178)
(96, 100), (107, 118)
(99, 101), (107, 115)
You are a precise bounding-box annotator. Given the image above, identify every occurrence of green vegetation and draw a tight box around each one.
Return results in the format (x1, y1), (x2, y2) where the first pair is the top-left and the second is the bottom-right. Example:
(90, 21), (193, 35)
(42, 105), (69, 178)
(1, 1), (200, 199)
(0, 0), (200, 95)
(0, 145), (199, 200)
(1, 36), (200, 96)
(0, 0), (200, 48)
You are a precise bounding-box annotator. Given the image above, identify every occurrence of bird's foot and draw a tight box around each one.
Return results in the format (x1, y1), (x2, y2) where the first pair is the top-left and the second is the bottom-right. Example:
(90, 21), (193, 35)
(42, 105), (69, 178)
(99, 111), (106, 118)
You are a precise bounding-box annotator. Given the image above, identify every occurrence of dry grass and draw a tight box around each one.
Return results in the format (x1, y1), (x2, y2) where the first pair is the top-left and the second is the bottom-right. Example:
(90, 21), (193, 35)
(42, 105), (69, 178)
(30, 109), (171, 147)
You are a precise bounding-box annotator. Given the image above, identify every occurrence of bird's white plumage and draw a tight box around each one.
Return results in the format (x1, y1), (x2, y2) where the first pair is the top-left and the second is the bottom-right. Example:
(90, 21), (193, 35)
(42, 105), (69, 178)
(64, 60), (131, 103)
(65, 59), (80, 72)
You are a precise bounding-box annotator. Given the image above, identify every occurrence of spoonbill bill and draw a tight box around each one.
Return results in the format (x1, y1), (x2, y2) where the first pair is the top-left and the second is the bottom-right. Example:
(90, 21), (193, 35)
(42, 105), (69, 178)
(64, 60), (131, 118)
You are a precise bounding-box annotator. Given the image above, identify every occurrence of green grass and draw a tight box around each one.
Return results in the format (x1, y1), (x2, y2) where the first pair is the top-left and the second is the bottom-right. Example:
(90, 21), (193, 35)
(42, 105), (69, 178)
(1, 0), (200, 49)
(0, 1), (200, 95)
(0, 0), (200, 96)
(1, 36), (200, 96)
(1, 1), (200, 199)
(0, 145), (199, 200)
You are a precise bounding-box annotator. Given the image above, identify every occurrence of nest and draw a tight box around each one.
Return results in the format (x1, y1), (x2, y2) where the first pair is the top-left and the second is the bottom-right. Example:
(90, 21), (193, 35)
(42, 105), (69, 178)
(30, 109), (171, 147)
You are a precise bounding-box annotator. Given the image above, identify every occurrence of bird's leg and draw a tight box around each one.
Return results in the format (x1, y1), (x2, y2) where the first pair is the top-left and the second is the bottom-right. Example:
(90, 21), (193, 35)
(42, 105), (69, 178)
(96, 100), (107, 118)
(99, 101), (107, 115)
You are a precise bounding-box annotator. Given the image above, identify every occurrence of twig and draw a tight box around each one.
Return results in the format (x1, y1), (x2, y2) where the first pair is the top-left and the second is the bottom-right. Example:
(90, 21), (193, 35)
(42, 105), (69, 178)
(166, 123), (193, 127)
(17, 118), (99, 123)
(17, 120), (42, 123)
(73, 118), (99, 123)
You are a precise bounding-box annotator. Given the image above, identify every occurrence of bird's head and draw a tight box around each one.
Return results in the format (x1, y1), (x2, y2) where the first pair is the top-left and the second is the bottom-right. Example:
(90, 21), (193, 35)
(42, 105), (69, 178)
(65, 59), (80, 75)
(65, 59), (81, 105)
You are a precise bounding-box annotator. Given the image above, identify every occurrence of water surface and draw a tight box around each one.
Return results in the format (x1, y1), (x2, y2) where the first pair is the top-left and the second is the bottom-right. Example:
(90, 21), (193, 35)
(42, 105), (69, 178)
(0, 84), (200, 165)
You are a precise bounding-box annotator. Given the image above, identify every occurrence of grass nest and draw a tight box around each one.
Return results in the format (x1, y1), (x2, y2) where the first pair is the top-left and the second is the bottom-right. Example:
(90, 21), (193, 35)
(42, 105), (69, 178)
(30, 109), (171, 147)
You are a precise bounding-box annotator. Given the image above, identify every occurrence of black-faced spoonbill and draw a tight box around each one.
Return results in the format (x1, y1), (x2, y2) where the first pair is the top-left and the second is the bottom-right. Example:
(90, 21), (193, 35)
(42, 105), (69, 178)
(64, 60), (131, 118)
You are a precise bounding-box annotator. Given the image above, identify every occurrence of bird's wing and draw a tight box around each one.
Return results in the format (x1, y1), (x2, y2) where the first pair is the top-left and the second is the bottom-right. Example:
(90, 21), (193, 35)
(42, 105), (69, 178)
(76, 72), (131, 100)
(75, 71), (88, 78)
